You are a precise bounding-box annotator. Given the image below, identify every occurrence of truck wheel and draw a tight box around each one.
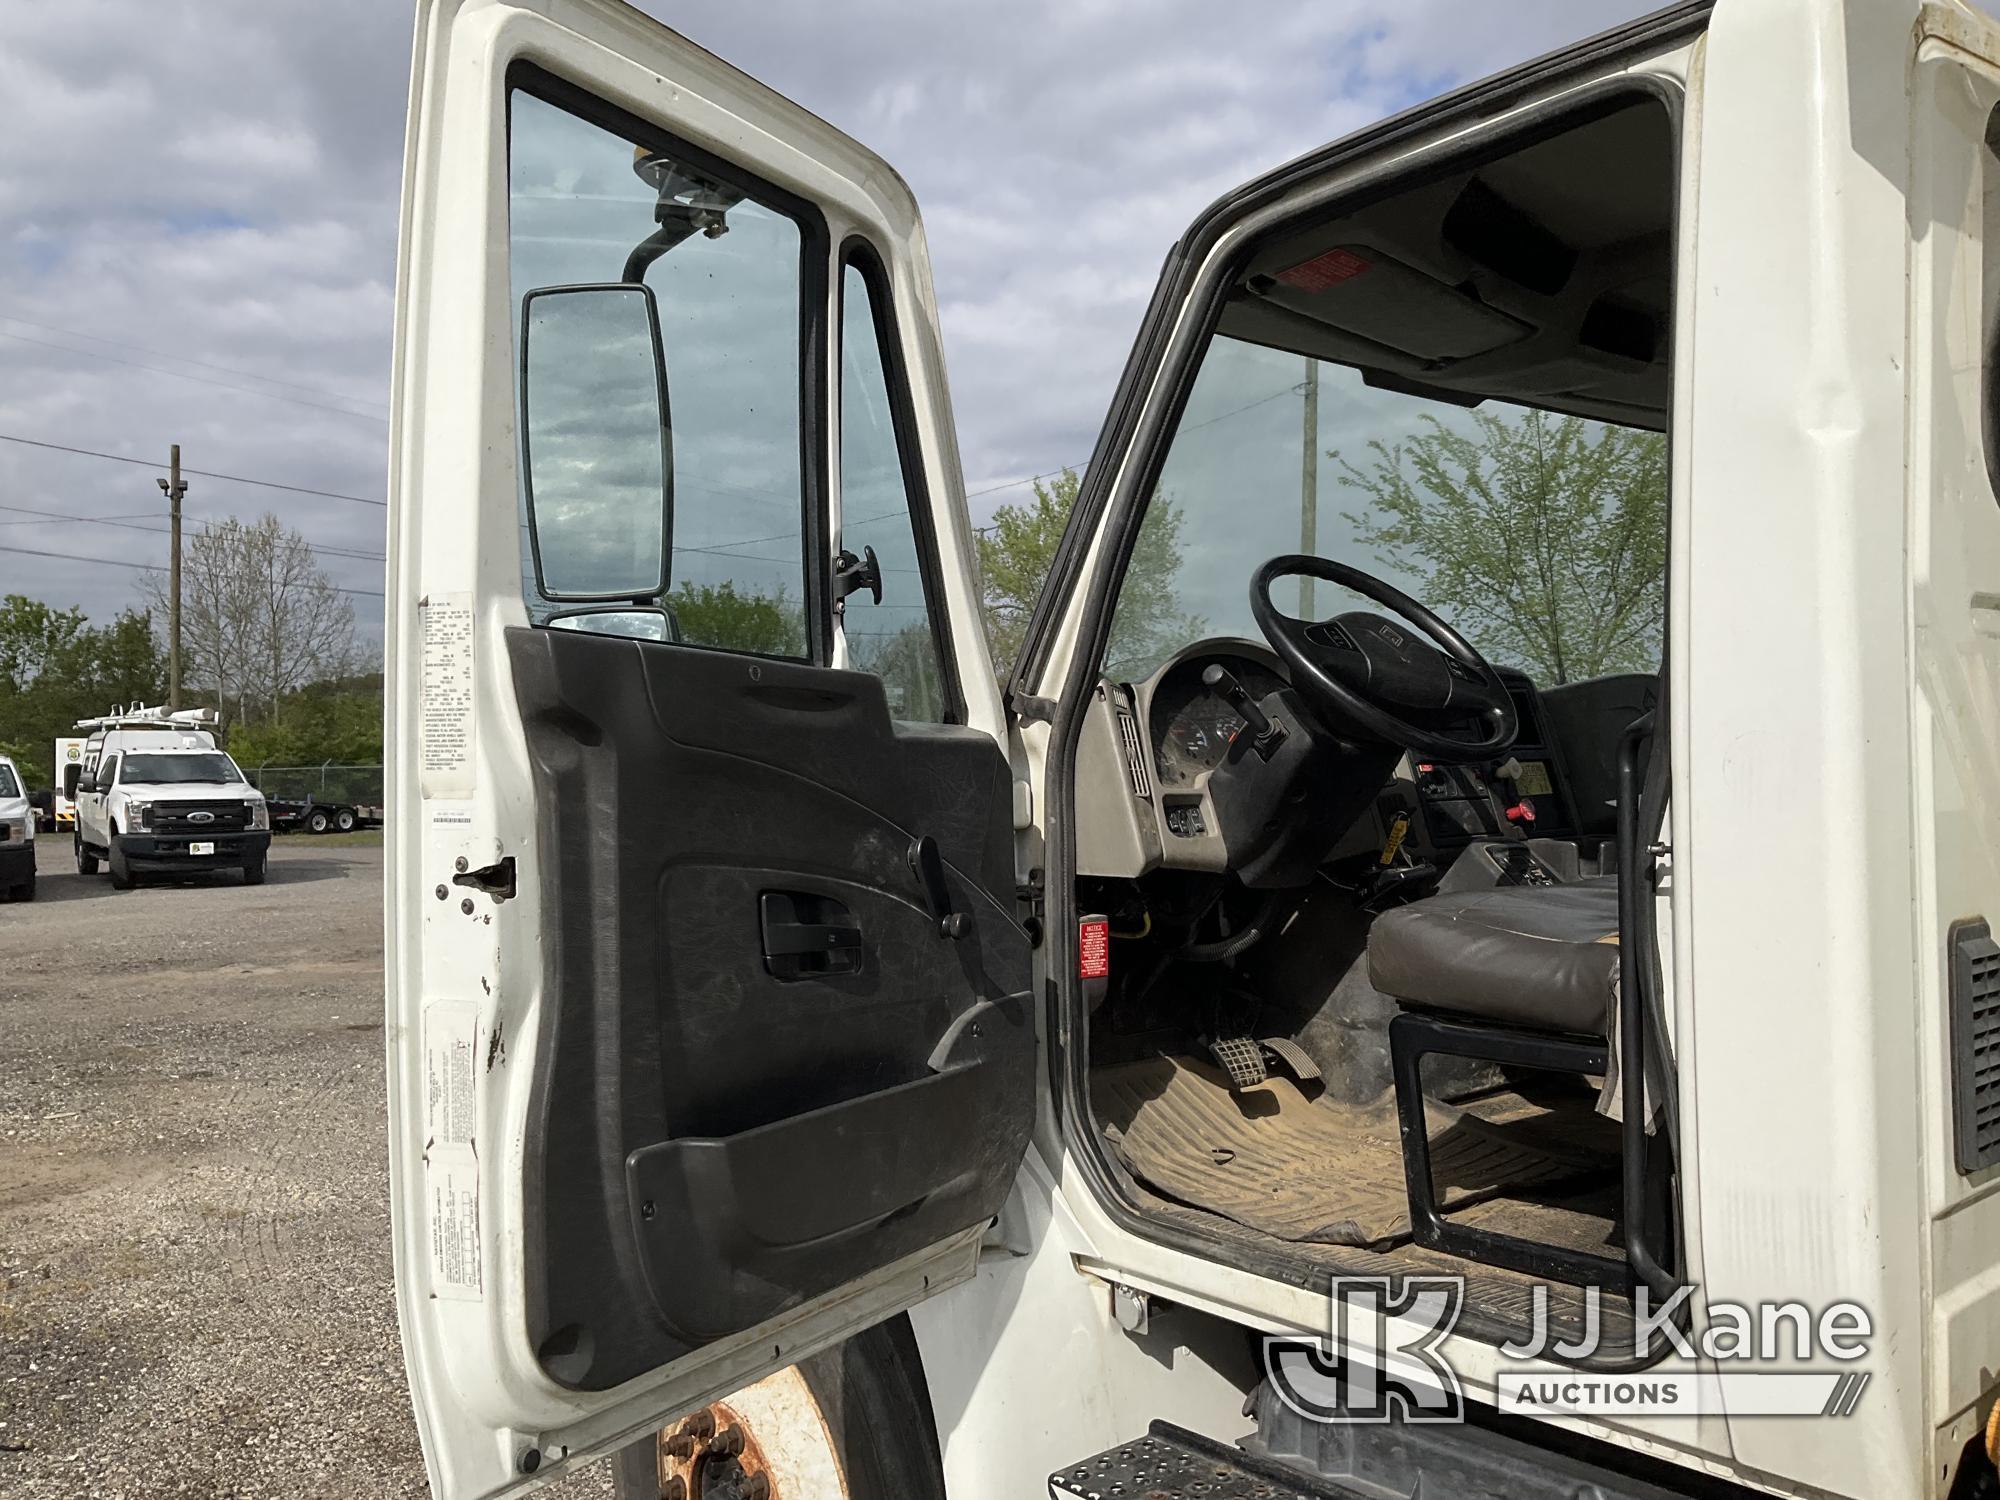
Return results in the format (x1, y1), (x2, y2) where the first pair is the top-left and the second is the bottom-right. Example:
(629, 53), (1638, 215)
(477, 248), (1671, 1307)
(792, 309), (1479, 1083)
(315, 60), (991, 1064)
(108, 842), (134, 890)
(307, 808), (332, 835)
(334, 807), (358, 833)
(610, 1317), (942, 1500)
(243, 856), (267, 886)
(76, 835), (98, 876)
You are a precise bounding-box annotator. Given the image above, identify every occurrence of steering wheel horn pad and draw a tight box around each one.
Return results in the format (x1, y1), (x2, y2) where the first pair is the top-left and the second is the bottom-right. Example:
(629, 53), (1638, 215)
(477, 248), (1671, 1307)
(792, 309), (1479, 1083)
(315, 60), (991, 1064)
(1249, 554), (1519, 762)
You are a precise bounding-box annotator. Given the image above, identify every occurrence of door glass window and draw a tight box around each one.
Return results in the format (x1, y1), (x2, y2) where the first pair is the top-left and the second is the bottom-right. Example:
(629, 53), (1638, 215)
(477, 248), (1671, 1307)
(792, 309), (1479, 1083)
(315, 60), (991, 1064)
(509, 85), (811, 657)
(839, 260), (951, 721)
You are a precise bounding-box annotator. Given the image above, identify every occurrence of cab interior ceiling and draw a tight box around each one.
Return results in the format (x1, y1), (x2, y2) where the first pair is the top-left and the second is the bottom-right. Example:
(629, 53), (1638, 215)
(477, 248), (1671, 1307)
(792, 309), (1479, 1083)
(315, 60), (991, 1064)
(1222, 96), (1673, 430)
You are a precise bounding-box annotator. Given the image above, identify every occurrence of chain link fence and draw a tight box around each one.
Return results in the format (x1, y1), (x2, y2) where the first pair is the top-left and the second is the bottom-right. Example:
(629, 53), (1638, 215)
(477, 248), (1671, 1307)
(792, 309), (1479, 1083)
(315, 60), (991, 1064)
(245, 763), (384, 807)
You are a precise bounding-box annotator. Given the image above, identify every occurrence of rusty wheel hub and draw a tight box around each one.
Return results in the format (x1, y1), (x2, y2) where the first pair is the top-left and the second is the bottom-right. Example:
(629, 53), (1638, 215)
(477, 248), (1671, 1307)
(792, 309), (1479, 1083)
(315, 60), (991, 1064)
(654, 1400), (773, 1500)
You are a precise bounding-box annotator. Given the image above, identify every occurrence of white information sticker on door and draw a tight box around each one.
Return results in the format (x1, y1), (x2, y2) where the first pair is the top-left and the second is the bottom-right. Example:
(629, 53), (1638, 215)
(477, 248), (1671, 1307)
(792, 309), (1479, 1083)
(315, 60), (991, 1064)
(420, 592), (475, 798)
(423, 1001), (479, 1147)
(427, 1146), (483, 1300)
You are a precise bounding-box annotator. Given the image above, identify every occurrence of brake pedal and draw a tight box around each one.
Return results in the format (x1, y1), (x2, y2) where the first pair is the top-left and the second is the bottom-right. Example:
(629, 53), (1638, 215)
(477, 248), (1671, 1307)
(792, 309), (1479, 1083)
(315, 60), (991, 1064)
(1259, 1036), (1322, 1085)
(1208, 1036), (1268, 1090)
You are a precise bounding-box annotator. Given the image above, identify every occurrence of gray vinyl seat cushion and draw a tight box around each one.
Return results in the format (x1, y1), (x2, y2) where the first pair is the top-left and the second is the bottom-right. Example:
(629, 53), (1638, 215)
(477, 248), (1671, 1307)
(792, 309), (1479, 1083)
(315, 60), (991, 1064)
(1366, 877), (1621, 1036)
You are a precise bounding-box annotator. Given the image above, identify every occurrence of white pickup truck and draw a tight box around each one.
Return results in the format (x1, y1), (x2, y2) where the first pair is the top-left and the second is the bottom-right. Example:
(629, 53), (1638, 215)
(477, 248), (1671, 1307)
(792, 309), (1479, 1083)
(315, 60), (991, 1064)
(0, 754), (35, 902)
(68, 709), (272, 890)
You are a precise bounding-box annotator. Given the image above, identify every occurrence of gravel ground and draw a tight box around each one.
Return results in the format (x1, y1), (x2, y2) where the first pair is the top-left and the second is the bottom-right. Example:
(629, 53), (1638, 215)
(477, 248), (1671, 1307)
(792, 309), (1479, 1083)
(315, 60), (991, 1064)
(0, 841), (614, 1499)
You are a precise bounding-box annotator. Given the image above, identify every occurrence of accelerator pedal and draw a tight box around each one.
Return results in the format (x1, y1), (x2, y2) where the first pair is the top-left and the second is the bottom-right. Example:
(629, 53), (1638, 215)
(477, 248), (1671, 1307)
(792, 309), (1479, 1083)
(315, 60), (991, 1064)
(1259, 1036), (1322, 1086)
(1208, 1036), (1268, 1090)
(1051, 1423), (1339, 1499)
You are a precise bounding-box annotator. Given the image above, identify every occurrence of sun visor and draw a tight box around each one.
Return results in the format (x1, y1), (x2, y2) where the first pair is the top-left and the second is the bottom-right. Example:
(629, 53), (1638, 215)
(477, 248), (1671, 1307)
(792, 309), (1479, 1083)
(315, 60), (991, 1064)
(1250, 245), (1530, 364)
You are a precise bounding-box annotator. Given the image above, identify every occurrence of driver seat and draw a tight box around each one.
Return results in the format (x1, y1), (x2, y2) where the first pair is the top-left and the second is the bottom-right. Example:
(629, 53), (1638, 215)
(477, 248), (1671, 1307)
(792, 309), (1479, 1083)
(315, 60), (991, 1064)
(1367, 878), (1621, 1036)
(1366, 877), (1630, 1289)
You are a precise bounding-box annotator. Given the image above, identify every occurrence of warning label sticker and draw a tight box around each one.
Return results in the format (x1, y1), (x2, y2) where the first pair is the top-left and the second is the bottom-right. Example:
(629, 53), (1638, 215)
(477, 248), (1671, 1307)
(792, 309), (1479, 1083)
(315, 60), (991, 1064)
(420, 593), (475, 798)
(428, 1146), (483, 1300)
(1275, 247), (1372, 293)
(424, 1002), (478, 1147)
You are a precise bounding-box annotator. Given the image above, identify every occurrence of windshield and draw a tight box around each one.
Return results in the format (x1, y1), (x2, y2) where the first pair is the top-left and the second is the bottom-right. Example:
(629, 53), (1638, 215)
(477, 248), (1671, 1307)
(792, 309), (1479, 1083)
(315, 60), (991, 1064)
(0, 765), (18, 798)
(1104, 336), (1668, 687)
(119, 753), (242, 787)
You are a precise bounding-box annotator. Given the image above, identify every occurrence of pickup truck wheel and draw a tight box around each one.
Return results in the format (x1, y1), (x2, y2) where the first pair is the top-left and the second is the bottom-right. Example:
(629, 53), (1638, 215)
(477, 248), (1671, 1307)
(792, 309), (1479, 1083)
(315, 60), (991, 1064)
(334, 806), (358, 833)
(610, 1317), (941, 1500)
(307, 808), (332, 835)
(76, 835), (98, 876)
(242, 856), (267, 887)
(107, 842), (134, 890)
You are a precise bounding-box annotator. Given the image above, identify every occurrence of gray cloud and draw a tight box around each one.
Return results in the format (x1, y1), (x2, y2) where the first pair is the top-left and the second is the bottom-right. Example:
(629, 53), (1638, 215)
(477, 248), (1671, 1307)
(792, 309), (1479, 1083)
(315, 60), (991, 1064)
(0, 0), (1667, 648)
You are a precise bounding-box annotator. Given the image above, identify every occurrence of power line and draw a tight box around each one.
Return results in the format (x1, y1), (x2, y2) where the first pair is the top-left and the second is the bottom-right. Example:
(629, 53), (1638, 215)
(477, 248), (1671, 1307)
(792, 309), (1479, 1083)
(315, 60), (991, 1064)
(0, 312), (390, 416)
(0, 502), (385, 563)
(0, 542), (385, 599)
(0, 330), (388, 426)
(0, 431), (385, 508)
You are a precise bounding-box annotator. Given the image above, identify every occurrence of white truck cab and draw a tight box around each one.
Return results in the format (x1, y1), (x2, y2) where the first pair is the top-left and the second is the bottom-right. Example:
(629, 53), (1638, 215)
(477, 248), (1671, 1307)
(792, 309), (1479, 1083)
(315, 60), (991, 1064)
(0, 754), (35, 902)
(68, 707), (272, 891)
(384, 2), (2000, 1497)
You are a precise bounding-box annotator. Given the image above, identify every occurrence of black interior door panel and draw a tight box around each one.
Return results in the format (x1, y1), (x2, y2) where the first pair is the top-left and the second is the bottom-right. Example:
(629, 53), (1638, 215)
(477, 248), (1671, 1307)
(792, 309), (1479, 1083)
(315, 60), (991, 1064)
(1539, 673), (1659, 838)
(507, 628), (1032, 1390)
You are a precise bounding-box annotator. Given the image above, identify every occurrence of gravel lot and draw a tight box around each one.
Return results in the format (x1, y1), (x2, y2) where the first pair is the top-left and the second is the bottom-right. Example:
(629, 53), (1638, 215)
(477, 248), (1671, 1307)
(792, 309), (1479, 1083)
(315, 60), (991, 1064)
(0, 840), (613, 1499)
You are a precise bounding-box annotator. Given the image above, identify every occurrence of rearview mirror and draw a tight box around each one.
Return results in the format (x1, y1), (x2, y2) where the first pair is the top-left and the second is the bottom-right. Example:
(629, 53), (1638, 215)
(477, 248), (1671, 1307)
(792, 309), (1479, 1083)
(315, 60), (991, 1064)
(62, 764), (81, 799)
(520, 283), (673, 602)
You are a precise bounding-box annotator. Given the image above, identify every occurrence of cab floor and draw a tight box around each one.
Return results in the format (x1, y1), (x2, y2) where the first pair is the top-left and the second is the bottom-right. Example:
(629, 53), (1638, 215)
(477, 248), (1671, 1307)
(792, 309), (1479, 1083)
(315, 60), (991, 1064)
(1092, 1053), (1633, 1346)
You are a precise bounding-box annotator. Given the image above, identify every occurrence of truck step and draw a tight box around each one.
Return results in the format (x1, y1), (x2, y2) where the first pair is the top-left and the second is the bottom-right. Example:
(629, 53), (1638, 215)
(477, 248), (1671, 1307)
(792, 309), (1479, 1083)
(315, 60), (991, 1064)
(1050, 1423), (1353, 1500)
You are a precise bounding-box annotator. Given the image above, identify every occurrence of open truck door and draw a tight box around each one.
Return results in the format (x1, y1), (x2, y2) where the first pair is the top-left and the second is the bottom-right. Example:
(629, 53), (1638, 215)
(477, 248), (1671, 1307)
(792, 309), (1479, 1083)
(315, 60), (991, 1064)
(385, 2), (1034, 1492)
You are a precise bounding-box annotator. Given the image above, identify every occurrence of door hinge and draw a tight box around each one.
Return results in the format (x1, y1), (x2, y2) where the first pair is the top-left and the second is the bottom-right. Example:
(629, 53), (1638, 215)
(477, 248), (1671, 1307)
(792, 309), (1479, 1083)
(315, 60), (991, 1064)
(1017, 865), (1045, 948)
(1009, 690), (1057, 724)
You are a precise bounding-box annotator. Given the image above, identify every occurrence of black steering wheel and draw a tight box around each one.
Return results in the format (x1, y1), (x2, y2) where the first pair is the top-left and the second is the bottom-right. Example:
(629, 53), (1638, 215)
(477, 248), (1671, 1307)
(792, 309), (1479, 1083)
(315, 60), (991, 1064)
(1249, 555), (1518, 762)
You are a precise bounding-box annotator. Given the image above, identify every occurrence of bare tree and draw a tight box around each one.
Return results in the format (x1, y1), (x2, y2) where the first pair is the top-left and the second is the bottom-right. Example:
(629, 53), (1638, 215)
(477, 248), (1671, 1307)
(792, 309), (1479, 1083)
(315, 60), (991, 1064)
(143, 514), (356, 723)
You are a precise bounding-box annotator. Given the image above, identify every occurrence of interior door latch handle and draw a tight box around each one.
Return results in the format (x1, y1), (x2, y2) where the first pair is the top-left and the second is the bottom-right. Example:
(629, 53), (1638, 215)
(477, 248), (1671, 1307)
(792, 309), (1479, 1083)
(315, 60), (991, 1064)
(759, 892), (864, 980)
(908, 835), (969, 940)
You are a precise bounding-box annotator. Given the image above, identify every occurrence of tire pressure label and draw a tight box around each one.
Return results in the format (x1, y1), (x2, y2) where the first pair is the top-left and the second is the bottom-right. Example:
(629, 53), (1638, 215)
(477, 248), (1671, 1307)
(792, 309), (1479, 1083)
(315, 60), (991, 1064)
(420, 592), (475, 798)
(423, 1002), (482, 1300)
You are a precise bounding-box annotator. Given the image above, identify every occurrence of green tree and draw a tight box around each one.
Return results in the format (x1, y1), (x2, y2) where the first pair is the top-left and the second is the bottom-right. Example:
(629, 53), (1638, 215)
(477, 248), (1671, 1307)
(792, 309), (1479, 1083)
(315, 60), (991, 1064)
(668, 580), (807, 656)
(976, 468), (1204, 680)
(1334, 411), (1667, 685)
(0, 598), (165, 788)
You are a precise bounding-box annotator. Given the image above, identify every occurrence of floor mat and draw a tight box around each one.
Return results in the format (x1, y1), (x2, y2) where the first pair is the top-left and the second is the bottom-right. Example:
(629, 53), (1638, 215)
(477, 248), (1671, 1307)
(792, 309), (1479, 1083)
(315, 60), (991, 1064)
(1093, 1054), (1612, 1249)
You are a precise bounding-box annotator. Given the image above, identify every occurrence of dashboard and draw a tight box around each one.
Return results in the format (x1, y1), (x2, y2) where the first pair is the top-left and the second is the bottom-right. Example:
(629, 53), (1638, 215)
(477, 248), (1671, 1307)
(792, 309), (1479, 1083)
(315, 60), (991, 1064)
(1076, 636), (1590, 883)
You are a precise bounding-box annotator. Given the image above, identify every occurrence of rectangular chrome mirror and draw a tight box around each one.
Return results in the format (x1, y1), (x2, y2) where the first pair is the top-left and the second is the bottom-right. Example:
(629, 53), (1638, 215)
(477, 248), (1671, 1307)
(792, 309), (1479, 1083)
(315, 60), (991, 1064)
(520, 283), (673, 601)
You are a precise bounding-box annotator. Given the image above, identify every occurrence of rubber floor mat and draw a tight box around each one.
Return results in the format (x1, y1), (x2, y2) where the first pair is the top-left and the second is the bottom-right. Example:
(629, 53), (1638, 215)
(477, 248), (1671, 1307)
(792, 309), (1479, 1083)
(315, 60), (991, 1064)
(1093, 1055), (1608, 1248)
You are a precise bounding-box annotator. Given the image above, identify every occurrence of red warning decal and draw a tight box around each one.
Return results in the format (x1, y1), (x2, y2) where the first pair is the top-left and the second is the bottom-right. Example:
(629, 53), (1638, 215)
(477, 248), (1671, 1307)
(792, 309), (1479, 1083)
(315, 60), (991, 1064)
(1078, 917), (1111, 980)
(1275, 247), (1372, 293)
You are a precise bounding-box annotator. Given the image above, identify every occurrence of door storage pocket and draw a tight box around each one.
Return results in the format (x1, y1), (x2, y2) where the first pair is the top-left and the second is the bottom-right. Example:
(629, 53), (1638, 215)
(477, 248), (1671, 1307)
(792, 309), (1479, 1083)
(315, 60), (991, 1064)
(624, 1057), (1012, 1342)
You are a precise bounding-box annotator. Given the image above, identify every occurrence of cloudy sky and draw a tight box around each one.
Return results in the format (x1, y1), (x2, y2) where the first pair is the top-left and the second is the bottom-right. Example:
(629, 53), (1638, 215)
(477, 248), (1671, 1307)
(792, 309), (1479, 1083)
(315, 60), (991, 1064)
(0, 0), (1675, 649)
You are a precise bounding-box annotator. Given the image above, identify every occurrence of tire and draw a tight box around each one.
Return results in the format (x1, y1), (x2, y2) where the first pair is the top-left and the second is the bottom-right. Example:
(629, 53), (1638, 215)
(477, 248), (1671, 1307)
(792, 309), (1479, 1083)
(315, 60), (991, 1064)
(108, 840), (134, 891)
(334, 807), (358, 833)
(242, 857), (266, 887)
(76, 835), (98, 876)
(307, 808), (332, 835)
(609, 1316), (943, 1500)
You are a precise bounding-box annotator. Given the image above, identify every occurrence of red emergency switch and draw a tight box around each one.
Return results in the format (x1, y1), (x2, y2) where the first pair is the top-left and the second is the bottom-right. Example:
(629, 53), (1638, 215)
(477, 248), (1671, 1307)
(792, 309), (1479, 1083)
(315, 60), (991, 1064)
(1504, 799), (1537, 824)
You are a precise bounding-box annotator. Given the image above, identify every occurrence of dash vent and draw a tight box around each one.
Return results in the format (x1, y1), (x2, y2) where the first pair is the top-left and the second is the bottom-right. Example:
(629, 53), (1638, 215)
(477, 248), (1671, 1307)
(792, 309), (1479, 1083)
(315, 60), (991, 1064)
(1115, 709), (1152, 801)
(1950, 919), (2000, 1174)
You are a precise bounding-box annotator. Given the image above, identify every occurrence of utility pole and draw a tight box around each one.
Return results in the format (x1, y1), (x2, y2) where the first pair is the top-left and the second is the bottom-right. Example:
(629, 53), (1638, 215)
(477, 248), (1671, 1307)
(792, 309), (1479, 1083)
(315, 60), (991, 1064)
(1298, 358), (1319, 617)
(158, 444), (187, 711)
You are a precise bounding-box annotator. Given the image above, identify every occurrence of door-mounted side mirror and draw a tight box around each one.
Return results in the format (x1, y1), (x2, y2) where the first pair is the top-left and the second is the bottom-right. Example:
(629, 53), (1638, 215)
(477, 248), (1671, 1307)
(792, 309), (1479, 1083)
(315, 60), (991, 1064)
(545, 605), (682, 643)
(62, 764), (82, 799)
(520, 283), (673, 603)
